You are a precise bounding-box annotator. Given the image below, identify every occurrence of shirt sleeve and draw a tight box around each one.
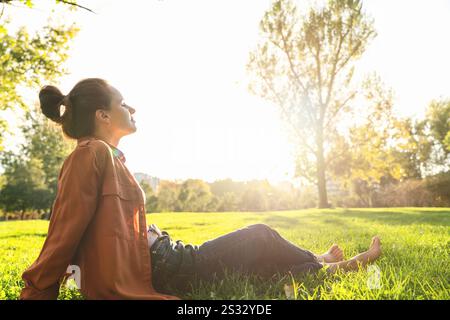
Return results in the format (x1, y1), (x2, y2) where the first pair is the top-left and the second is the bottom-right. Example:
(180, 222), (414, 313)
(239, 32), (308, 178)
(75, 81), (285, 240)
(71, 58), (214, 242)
(19, 145), (106, 300)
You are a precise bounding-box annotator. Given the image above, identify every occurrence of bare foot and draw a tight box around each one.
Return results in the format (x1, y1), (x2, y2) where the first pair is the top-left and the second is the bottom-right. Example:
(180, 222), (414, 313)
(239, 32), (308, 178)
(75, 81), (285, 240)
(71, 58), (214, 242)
(325, 236), (382, 273)
(317, 244), (344, 263)
(366, 236), (382, 262)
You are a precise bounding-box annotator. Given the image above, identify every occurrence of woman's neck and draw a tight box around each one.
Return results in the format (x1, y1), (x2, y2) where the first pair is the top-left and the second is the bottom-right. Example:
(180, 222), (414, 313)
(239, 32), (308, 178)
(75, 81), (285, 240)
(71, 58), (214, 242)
(92, 132), (120, 148)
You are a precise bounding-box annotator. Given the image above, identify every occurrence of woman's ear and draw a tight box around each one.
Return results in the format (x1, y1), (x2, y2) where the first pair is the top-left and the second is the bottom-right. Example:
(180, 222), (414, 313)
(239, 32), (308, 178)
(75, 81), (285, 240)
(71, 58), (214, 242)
(95, 109), (111, 125)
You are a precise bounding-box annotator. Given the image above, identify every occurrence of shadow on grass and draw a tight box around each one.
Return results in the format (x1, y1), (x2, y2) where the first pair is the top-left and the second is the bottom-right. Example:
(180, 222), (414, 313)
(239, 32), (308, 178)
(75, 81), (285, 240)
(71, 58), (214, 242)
(162, 226), (192, 232)
(261, 214), (317, 230)
(157, 265), (329, 300)
(0, 233), (47, 240)
(192, 222), (210, 226)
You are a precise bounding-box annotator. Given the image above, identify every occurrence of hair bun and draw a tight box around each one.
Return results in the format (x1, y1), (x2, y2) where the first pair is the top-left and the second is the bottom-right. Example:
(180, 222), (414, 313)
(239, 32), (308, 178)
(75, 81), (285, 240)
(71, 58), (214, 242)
(39, 85), (67, 124)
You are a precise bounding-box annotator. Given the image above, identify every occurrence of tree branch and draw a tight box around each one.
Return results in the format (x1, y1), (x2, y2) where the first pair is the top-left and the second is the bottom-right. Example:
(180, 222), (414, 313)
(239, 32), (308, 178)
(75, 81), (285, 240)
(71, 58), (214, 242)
(325, 145), (349, 167)
(324, 90), (357, 130)
(322, 24), (348, 116)
(57, 0), (95, 13)
(295, 157), (317, 184)
(0, 0), (95, 13)
(313, 41), (324, 108)
(278, 26), (317, 126)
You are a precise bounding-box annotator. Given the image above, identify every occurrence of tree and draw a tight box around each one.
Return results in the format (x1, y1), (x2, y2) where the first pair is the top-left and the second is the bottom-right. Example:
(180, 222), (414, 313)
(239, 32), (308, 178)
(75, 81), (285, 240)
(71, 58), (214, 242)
(247, 0), (376, 208)
(239, 180), (272, 211)
(0, 154), (52, 219)
(0, 0), (94, 14)
(444, 132), (450, 153)
(216, 192), (240, 212)
(424, 98), (450, 172)
(0, 105), (74, 219)
(0, 0), (79, 217)
(327, 75), (402, 206)
(391, 117), (432, 179)
(21, 105), (75, 203)
(209, 179), (246, 197)
(0, 12), (78, 151)
(177, 179), (213, 212)
(141, 180), (158, 213)
(424, 171), (450, 206)
(156, 180), (180, 212)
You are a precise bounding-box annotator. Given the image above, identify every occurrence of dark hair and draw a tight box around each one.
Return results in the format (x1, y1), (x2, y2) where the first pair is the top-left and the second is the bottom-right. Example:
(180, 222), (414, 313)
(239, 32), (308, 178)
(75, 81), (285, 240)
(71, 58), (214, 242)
(39, 78), (113, 139)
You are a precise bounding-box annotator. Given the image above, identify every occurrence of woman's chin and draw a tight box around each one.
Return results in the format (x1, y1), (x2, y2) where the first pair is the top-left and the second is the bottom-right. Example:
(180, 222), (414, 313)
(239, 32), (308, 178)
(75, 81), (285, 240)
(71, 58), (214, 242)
(123, 125), (137, 136)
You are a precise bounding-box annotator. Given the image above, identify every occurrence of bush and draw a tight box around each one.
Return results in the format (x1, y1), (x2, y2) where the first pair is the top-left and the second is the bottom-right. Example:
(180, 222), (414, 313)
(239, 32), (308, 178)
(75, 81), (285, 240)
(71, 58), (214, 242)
(424, 171), (450, 206)
(375, 179), (433, 207)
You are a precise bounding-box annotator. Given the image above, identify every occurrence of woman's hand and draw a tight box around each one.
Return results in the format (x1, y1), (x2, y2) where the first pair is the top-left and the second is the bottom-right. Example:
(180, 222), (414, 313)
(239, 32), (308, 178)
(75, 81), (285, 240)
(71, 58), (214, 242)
(147, 226), (160, 248)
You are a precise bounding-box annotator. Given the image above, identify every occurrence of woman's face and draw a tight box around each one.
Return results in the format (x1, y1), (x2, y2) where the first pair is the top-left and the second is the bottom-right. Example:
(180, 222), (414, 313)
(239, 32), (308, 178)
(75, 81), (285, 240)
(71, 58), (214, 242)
(106, 86), (137, 137)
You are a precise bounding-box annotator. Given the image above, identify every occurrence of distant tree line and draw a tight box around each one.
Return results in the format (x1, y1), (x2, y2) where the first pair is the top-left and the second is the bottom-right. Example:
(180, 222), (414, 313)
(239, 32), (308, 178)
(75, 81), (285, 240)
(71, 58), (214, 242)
(140, 178), (316, 214)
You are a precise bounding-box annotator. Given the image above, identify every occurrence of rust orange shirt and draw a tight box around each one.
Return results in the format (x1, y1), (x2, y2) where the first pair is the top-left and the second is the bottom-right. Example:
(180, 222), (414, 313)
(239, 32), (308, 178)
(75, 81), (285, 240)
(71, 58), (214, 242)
(20, 136), (180, 300)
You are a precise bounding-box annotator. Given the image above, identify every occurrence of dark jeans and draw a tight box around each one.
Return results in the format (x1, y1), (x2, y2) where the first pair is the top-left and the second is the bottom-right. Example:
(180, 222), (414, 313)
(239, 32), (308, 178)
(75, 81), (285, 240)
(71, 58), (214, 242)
(151, 223), (323, 294)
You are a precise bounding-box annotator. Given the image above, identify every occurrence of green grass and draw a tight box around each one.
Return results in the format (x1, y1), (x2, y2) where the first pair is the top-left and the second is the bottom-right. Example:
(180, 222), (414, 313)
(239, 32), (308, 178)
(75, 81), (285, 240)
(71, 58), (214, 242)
(1, 208), (449, 300)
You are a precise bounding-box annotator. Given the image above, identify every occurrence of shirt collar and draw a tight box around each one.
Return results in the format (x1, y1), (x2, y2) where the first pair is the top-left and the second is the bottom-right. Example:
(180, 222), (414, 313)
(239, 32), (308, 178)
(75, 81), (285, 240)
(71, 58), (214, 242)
(77, 136), (126, 163)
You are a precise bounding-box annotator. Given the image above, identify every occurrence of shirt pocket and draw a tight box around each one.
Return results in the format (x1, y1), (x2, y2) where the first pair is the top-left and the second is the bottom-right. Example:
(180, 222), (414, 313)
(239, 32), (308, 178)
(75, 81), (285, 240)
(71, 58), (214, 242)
(100, 182), (143, 241)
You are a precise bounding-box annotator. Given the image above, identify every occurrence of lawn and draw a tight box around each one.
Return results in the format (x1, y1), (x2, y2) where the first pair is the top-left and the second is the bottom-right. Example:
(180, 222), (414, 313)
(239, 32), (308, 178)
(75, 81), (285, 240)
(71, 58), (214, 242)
(0, 208), (449, 300)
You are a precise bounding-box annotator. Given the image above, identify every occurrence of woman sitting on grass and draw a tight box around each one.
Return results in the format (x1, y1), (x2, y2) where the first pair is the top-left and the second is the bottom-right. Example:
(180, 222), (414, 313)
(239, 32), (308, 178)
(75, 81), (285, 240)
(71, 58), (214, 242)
(20, 78), (382, 300)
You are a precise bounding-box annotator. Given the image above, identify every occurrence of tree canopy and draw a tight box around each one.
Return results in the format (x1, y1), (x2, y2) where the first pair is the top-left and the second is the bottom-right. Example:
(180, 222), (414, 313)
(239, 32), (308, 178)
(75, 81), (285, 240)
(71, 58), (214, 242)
(0, 19), (78, 150)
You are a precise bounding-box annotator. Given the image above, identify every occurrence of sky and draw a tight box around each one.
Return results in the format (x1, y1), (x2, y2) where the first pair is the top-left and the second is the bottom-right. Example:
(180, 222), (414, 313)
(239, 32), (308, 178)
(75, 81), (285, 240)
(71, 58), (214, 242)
(1, 0), (449, 183)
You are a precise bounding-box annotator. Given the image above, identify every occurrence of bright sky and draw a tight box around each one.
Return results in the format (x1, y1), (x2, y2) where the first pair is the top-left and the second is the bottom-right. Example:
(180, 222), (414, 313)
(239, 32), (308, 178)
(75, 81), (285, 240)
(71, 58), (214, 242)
(1, 0), (449, 183)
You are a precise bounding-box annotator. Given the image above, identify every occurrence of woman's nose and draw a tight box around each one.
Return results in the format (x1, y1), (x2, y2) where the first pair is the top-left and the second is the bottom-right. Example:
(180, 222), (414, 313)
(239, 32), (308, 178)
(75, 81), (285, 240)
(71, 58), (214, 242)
(128, 106), (136, 114)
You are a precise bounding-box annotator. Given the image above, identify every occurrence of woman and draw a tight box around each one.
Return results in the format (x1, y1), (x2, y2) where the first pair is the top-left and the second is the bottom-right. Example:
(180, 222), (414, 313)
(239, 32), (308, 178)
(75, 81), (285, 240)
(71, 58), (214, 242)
(20, 78), (382, 300)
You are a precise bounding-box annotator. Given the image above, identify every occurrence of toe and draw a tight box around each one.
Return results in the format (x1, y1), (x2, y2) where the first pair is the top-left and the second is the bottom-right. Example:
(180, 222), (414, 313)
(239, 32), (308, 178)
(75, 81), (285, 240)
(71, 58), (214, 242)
(369, 236), (381, 250)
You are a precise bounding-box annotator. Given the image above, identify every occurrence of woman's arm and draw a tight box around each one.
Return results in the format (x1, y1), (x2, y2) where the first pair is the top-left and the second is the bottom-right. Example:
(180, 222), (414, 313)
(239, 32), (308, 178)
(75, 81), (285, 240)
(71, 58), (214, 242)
(20, 145), (106, 300)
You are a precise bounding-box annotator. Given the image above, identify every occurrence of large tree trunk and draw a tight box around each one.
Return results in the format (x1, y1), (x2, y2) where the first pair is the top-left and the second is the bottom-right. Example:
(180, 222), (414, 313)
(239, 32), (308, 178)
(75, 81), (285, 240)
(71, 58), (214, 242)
(316, 129), (329, 208)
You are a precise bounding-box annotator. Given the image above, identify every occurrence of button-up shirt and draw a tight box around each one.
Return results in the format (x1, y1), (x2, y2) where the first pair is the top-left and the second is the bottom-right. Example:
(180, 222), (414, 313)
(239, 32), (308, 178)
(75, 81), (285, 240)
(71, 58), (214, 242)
(19, 136), (180, 300)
